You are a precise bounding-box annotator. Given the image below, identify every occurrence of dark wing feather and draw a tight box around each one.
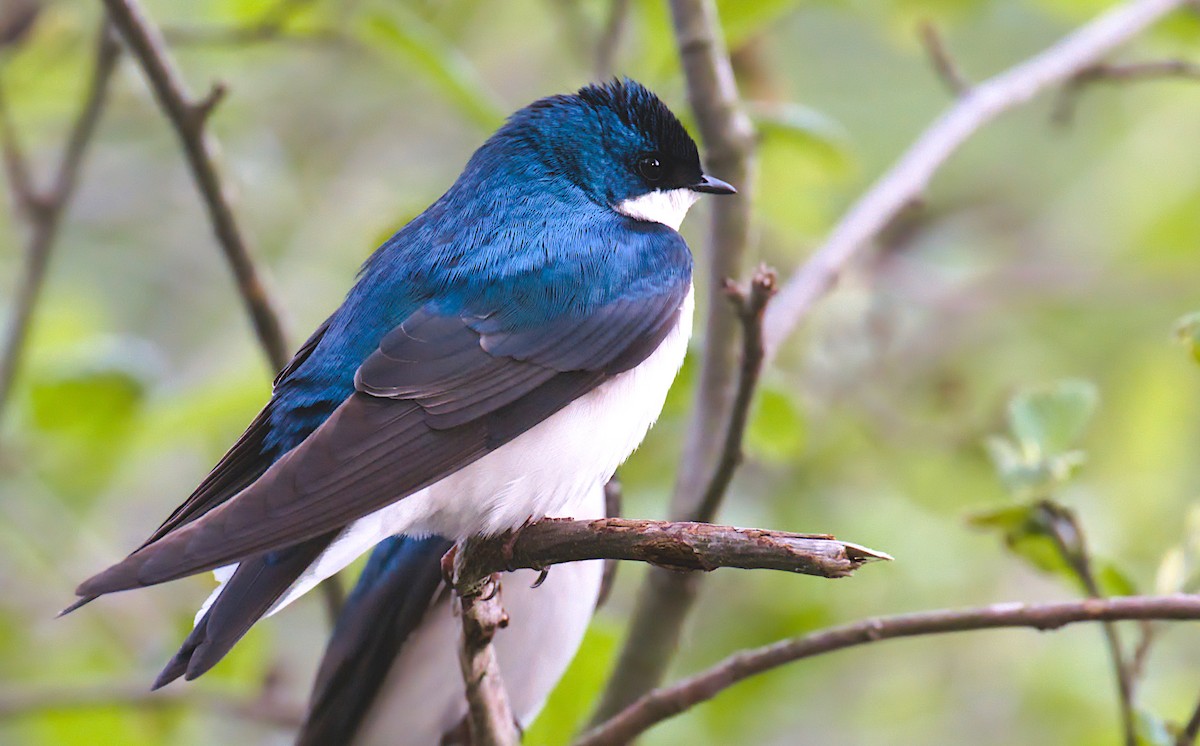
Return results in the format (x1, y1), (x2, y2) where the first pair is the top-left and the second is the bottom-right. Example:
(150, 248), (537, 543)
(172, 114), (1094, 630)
(152, 535), (335, 689)
(76, 281), (687, 596)
(296, 536), (452, 746)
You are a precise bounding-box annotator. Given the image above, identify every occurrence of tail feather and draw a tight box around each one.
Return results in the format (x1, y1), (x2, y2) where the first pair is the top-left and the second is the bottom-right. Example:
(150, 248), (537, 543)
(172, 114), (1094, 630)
(297, 535), (452, 746)
(153, 534), (335, 689)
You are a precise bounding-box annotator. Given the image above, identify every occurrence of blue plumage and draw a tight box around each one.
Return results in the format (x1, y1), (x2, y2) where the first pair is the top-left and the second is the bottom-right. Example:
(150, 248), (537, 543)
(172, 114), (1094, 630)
(72, 79), (734, 711)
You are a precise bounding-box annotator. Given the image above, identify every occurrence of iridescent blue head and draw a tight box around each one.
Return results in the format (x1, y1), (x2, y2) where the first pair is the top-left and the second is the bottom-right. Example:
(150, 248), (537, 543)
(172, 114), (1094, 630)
(467, 78), (735, 230)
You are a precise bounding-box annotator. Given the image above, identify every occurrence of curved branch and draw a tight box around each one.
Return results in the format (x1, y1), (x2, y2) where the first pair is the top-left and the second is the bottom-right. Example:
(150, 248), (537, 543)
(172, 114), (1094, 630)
(101, 0), (290, 372)
(576, 595), (1200, 746)
(762, 0), (1193, 360)
(0, 23), (121, 420)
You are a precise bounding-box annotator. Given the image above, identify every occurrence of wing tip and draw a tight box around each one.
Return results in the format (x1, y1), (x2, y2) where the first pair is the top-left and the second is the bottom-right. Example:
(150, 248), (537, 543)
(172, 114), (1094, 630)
(57, 594), (98, 618)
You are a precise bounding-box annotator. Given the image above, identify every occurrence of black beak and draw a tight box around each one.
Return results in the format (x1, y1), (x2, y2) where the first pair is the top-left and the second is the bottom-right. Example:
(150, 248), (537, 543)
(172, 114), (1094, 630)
(690, 174), (737, 195)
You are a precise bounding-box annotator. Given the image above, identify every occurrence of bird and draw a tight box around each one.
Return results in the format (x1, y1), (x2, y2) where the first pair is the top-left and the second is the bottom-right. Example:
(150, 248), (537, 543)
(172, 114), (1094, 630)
(296, 483), (605, 746)
(67, 78), (735, 691)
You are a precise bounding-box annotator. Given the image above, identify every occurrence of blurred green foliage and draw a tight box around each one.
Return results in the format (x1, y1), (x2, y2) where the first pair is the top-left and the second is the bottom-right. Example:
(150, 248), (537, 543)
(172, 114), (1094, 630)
(2, 1), (1200, 745)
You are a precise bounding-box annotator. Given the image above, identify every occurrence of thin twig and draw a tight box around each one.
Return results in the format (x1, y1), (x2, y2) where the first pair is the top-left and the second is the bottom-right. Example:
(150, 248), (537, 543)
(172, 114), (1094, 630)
(919, 21), (972, 96)
(1177, 690), (1200, 745)
(695, 266), (776, 520)
(455, 571), (519, 746)
(101, 0), (290, 372)
(1054, 58), (1200, 123)
(576, 595), (1200, 746)
(0, 22), (121, 421)
(592, 0), (758, 721)
(762, 0), (1193, 360)
(594, 0), (631, 79)
(1040, 502), (1136, 746)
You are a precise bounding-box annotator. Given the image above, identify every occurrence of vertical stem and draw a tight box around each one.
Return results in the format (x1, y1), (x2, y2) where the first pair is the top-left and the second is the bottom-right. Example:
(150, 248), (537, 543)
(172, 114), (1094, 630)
(0, 23), (121, 421)
(591, 0), (756, 721)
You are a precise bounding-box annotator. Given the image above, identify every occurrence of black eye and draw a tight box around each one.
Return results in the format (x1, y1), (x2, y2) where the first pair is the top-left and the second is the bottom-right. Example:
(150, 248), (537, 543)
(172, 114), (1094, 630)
(638, 154), (664, 182)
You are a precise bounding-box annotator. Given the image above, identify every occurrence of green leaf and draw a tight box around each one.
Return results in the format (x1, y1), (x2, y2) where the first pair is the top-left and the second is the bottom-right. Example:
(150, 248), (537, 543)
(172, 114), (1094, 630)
(1173, 311), (1200, 364)
(1007, 379), (1099, 459)
(24, 336), (161, 499)
(357, 5), (505, 132)
(967, 502), (1078, 584)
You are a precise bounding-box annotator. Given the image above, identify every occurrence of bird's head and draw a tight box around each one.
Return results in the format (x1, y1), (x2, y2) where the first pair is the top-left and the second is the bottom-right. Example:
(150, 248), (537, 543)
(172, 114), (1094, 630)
(478, 79), (735, 230)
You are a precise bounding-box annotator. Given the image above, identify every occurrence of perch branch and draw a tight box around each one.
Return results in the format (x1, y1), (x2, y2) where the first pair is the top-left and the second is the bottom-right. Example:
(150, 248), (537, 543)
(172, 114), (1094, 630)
(455, 572), (519, 746)
(0, 22), (121, 421)
(453, 518), (886, 743)
(453, 518), (889, 592)
(592, 0), (759, 720)
(762, 0), (1194, 360)
(577, 595), (1200, 746)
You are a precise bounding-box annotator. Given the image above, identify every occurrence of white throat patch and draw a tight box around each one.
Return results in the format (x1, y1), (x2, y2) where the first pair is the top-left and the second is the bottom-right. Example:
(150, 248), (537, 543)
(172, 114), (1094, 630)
(614, 188), (699, 231)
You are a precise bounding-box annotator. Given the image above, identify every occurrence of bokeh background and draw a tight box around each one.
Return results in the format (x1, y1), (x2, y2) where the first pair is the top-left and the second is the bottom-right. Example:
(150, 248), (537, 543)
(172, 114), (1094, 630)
(2, 0), (1200, 744)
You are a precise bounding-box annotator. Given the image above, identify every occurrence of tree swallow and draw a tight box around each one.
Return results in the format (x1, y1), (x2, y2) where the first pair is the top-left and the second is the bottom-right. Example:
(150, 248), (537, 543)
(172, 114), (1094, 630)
(297, 484), (605, 745)
(69, 79), (735, 686)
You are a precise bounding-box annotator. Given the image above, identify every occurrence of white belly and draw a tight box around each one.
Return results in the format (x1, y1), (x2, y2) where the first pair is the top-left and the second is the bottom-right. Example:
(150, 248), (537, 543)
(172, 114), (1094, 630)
(355, 485), (606, 744)
(202, 285), (693, 618)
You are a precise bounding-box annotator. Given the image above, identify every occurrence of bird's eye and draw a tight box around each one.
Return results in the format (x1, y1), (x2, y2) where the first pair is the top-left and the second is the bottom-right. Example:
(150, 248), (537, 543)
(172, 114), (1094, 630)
(638, 155), (664, 183)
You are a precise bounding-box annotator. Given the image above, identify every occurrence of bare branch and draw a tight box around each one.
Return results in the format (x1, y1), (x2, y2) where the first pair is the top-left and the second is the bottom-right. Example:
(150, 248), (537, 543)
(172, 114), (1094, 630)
(593, 0), (758, 720)
(762, 0), (1194, 360)
(577, 595), (1200, 746)
(0, 22), (121, 420)
(918, 22), (972, 96)
(101, 0), (291, 373)
(455, 572), (519, 746)
(451, 517), (885, 743)
(453, 518), (889, 591)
